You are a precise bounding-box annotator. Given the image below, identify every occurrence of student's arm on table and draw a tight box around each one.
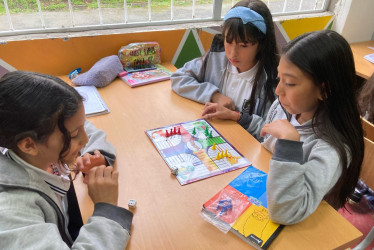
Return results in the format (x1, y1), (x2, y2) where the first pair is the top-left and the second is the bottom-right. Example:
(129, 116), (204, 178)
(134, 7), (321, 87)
(170, 57), (220, 104)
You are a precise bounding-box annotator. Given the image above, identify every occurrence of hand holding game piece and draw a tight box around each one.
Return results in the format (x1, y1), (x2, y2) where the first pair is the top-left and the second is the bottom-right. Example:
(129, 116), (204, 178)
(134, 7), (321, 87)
(76, 150), (107, 183)
(87, 165), (119, 206)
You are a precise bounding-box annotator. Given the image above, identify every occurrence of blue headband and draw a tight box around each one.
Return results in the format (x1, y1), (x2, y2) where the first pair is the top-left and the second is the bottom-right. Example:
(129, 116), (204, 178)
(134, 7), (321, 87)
(224, 6), (266, 34)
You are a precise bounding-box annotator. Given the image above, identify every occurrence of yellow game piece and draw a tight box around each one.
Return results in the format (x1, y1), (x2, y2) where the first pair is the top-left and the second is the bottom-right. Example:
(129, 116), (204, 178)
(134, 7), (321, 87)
(212, 142), (216, 150)
(216, 151), (221, 160)
(219, 151), (223, 159)
(224, 149), (228, 157)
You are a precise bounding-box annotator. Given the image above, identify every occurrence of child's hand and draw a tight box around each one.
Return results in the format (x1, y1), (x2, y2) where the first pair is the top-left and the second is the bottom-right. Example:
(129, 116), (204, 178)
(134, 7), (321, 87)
(211, 92), (235, 110)
(87, 165), (119, 206)
(260, 119), (300, 141)
(76, 150), (106, 183)
(202, 102), (239, 121)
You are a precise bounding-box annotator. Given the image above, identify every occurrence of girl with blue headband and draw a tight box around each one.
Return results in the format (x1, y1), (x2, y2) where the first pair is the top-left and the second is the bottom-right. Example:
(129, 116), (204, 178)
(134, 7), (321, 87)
(171, 0), (278, 141)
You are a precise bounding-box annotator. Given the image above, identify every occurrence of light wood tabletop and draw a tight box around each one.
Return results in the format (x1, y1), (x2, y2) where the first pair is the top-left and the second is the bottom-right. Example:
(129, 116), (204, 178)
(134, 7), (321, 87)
(350, 40), (374, 80)
(63, 63), (362, 249)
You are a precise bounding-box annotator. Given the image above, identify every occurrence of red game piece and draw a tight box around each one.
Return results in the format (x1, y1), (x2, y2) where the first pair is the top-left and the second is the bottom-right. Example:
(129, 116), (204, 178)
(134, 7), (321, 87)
(178, 127), (181, 135)
(165, 130), (169, 137)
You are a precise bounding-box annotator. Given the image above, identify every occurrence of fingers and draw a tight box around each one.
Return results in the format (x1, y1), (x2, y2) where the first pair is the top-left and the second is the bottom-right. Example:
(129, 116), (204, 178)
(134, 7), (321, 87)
(87, 165), (119, 205)
(80, 153), (91, 166)
(103, 166), (113, 178)
(260, 127), (268, 137)
(93, 150), (100, 158)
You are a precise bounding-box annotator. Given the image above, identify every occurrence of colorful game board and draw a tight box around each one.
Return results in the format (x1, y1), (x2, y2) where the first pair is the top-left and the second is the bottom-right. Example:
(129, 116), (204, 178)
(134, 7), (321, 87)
(145, 119), (251, 185)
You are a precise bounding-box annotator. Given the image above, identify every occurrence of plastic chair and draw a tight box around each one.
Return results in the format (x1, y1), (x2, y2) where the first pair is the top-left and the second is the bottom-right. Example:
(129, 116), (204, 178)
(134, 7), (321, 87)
(362, 117), (374, 143)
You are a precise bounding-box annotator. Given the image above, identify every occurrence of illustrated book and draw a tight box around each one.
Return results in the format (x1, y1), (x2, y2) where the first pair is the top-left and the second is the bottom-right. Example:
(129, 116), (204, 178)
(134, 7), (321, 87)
(201, 165), (284, 249)
(74, 86), (109, 117)
(145, 119), (251, 185)
(119, 64), (173, 87)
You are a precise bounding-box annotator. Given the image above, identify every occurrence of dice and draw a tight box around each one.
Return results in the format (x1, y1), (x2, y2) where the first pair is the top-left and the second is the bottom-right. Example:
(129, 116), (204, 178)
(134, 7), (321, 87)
(128, 199), (137, 209)
(170, 165), (178, 175)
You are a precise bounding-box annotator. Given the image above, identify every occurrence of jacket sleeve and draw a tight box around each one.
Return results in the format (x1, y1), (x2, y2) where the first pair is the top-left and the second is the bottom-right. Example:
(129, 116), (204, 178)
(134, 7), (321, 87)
(73, 203), (133, 249)
(0, 190), (132, 250)
(170, 55), (220, 104)
(81, 120), (116, 166)
(238, 113), (266, 142)
(238, 94), (274, 142)
(266, 139), (342, 225)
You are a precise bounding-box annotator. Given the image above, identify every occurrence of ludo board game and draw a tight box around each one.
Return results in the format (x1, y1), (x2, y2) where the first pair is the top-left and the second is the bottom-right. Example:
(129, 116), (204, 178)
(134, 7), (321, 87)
(145, 119), (251, 185)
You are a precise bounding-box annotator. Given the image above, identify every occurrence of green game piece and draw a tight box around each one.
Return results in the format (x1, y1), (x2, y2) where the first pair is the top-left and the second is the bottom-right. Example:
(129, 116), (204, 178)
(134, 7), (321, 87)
(192, 127), (196, 135)
(209, 131), (213, 138)
(204, 127), (209, 136)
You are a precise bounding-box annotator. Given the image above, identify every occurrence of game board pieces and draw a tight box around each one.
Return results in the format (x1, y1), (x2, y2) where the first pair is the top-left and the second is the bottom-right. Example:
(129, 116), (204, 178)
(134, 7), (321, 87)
(215, 150), (231, 160)
(192, 127), (196, 135)
(165, 127), (181, 138)
(212, 142), (216, 150)
(204, 127), (209, 136)
(216, 151), (222, 160)
(209, 131), (213, 138)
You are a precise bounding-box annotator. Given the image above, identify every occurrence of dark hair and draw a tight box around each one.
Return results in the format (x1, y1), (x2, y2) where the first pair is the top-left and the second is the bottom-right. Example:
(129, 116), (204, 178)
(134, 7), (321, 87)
(358, 73), (374, 123)
(282, 30), (364, 209)
(0, 71), (83, 161)
(222, 0), (279, 115)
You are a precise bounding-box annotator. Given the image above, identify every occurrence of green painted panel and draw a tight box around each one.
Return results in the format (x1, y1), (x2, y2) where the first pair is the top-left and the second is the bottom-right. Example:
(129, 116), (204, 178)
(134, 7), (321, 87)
(174, 31), (202, 69)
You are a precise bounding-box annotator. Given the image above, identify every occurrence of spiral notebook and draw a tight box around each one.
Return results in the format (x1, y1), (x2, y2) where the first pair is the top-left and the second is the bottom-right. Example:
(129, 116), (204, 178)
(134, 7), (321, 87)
(74, 86), (109, 117)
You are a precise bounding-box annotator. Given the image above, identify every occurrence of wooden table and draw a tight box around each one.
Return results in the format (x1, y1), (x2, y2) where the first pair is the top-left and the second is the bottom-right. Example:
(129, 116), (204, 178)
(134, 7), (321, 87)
(350, 40), (374, 80)
(63, 64), (362, 249)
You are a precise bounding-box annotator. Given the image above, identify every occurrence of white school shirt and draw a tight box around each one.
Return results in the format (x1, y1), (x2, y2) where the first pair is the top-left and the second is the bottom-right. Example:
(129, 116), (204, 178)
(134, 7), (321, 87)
(290, 115), (301, 127)
(221, 62), (259, 112)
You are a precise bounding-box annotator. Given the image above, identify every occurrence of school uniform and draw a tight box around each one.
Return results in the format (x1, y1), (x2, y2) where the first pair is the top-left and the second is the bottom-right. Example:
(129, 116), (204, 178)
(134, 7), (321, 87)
(171, 36), (274, 141)
(262, 99), (343, 225)
(0, 121), (133, 249)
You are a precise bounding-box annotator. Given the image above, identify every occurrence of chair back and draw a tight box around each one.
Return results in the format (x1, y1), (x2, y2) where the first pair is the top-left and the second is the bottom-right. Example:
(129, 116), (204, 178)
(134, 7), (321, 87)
(362, 117), (374, 142)
(361, 137), (374, 190)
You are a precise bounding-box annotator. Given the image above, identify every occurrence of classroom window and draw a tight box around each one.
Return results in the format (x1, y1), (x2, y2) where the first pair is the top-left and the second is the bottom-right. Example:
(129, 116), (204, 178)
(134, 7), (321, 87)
(0, 0), (329, 36)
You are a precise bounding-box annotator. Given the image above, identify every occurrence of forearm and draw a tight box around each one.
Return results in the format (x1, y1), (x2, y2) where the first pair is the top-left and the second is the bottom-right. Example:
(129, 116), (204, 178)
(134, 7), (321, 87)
(266, 139), (342, 225)
(82, 120), (116, 166)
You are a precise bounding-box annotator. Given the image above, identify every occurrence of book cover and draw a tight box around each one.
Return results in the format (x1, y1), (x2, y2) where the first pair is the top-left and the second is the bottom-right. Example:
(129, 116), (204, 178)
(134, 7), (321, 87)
(74, 86), (110, 117)
(119, 64), (173, 87)
(201, 166), (283, 249)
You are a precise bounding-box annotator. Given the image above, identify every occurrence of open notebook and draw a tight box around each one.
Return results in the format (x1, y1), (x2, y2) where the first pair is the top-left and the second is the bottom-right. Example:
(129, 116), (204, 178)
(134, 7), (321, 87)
(74, 86), (109, 117)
